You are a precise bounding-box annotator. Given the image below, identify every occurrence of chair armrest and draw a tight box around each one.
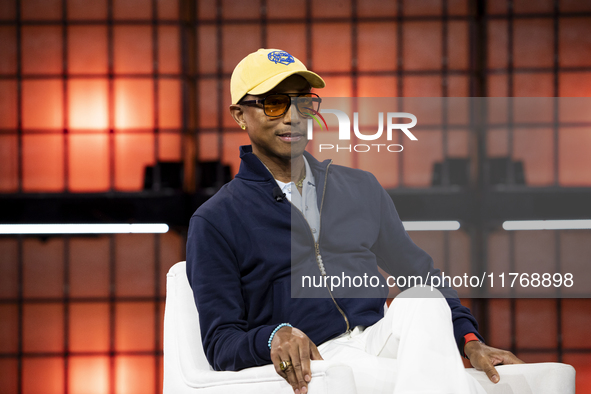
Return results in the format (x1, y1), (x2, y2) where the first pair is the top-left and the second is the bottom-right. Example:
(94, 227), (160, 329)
(181, 360), (356, 391)
(466, 362), (575, 394)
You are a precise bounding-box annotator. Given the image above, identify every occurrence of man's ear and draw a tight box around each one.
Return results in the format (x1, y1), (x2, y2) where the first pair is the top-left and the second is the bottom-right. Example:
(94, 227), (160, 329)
(229, 104), (246, 129)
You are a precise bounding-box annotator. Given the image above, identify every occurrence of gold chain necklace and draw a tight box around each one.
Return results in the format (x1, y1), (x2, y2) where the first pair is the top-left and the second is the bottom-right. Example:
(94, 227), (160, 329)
(295, 167), (306, 189)
(257, 155), (305, 189)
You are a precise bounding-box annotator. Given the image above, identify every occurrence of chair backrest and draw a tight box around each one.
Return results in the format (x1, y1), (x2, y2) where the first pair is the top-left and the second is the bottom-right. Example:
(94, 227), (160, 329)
(164, 261), (213, 375)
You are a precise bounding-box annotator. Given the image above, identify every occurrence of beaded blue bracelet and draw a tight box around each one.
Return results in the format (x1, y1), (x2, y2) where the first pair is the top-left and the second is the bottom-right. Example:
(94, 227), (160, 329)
(268, 323), (292, 349)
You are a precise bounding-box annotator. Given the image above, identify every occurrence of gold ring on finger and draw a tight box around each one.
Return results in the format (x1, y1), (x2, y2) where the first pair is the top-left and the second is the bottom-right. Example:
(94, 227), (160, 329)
(279, 360), (292, 371)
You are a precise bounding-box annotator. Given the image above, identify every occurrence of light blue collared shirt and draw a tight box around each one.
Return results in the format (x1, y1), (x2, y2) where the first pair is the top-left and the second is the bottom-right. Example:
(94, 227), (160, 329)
(275, 156), (320, 242)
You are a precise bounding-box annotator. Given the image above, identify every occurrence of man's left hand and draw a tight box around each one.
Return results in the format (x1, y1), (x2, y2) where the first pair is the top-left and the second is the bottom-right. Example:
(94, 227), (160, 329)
(464, 341), (525, 384)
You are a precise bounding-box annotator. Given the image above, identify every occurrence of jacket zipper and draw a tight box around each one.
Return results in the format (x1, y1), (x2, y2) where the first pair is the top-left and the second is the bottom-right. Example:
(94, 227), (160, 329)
(291, 160), (350, 333)
(315, 240), (350, 333)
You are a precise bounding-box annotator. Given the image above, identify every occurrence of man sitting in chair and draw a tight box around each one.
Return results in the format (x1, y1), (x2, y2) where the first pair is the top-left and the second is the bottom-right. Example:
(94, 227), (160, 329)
(186, 48), (523, 394)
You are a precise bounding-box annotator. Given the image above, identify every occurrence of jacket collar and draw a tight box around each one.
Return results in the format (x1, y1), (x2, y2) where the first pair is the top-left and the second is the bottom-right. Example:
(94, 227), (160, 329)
(236, 145), (331, 183)
(236, 145), (274, 182)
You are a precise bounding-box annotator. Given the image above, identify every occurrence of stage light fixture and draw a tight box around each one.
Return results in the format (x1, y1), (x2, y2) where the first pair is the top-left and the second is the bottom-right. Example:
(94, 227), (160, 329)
(402, 221), (461, 231)
(503, 220), (591, 231)
(0, 223), (170, 234)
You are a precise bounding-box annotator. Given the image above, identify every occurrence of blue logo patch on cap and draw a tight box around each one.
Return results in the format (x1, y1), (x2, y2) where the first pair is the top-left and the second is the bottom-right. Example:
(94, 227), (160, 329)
(268, 51), (295, 65)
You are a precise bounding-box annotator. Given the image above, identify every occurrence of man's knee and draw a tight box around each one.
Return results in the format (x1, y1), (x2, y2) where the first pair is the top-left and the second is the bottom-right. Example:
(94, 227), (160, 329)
(394, 285), (452, 320)
(398, 284), (444, 299)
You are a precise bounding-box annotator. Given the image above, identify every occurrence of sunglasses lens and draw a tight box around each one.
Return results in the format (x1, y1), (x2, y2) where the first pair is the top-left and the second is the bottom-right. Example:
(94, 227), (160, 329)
(295, 94), (319, 117)
(265, 95), (290, 116)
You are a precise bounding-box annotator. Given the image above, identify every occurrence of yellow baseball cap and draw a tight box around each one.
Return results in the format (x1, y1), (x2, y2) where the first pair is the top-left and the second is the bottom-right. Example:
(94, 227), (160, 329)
(230, 48), (325, 104)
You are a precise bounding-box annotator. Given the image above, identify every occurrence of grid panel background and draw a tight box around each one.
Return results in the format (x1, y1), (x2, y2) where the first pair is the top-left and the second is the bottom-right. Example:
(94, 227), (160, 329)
(0, 0), (184, 193)
(1, 0), (591, 393)
(0, 232), (184, 394)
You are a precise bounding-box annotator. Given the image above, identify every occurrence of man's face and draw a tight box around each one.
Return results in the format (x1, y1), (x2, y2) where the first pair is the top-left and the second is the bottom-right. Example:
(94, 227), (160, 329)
(239, 75), (311, 162)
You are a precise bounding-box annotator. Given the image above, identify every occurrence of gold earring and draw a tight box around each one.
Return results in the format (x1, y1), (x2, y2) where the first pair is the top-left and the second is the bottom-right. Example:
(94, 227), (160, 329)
(241, 124), (246, 130)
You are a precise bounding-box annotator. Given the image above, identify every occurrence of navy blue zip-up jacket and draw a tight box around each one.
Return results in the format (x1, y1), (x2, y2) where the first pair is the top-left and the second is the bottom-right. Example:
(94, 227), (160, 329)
(186, 145), (482, 371)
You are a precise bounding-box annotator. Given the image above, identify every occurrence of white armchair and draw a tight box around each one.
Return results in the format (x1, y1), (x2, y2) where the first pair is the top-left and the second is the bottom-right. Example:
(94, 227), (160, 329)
(163, 262), (575, 394)
(163, 261), (358, 394)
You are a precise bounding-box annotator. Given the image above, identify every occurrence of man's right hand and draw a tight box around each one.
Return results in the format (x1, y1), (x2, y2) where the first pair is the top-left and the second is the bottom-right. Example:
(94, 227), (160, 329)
(270, 325), (324, 394)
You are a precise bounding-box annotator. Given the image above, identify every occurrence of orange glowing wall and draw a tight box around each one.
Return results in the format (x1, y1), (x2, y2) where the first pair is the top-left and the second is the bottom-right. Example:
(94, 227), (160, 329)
(1, 0), (591, 192)
(1, 0), (591, 394)
(0, 232), (184, 394)
(0, 0), (182, 193)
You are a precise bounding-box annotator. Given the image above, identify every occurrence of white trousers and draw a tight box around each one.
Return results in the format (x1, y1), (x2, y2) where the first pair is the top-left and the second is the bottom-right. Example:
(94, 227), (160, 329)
(317, 286), (487, 394)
